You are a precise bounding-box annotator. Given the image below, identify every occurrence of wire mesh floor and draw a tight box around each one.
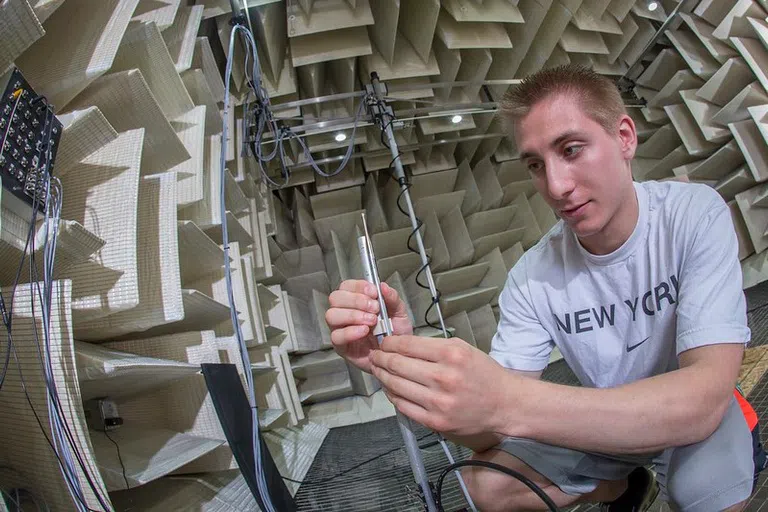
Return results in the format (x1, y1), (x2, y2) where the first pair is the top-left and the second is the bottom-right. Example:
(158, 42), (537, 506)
(293, 281), (768, 511)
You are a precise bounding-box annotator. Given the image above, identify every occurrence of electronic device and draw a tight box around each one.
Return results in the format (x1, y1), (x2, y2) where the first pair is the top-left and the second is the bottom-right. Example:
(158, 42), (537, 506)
(0, 67), (62, 215)
(84, 398), (123, 432)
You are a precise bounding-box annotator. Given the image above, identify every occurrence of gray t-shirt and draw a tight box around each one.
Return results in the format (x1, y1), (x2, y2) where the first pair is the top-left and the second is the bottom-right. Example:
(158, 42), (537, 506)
(489, 180), (751, 388)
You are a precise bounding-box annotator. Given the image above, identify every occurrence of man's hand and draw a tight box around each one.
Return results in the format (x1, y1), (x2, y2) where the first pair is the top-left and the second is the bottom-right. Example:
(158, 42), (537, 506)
(369, 335), (520, 437)
(325, 279), (413, 374)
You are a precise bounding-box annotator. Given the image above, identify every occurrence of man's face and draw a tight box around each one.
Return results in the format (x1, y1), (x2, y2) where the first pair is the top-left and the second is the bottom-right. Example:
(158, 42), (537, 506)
(515, 94), (636, 241)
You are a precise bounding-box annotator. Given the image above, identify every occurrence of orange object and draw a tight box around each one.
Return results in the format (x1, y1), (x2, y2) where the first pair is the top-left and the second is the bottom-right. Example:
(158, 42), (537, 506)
(734, 388), (758, 431)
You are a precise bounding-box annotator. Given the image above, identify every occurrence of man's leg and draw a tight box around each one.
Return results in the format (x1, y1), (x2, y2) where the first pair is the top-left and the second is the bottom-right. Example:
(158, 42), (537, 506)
(460, 435), (661, 512)
(656, 396), (754, 512)
(461, 448), (630, 512)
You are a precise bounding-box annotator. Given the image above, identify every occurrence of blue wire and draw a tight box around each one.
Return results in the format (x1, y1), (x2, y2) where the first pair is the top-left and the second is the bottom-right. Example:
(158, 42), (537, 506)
(223, 23), (277, 512)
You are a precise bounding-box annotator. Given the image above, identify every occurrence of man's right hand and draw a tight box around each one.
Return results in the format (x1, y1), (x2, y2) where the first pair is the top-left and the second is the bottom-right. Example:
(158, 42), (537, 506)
(325, 279), (413, 374)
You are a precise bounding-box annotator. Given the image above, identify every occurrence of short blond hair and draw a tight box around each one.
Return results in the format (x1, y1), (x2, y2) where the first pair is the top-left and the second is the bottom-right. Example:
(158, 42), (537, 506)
(499, 64), (627, 135)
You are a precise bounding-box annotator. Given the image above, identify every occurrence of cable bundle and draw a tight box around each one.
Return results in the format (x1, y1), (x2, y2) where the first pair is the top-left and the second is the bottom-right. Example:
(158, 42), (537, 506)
(222, 22), (280, 512)
(0, 97), (111, 511)
(236, 28), (369, 189)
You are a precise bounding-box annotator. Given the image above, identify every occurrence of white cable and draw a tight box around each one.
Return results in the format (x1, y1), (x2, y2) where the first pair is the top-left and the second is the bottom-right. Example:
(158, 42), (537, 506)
(234, 17), (367, 187)
(223, 23), (277, 512)
(39, 177), (90, 511)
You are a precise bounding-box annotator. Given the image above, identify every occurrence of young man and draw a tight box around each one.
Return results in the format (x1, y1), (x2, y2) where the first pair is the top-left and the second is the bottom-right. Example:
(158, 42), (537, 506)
(325, 65), (761, 511)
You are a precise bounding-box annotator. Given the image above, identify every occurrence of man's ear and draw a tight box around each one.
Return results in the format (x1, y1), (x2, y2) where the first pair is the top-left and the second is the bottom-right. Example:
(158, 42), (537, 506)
(617, 114), (637, 160)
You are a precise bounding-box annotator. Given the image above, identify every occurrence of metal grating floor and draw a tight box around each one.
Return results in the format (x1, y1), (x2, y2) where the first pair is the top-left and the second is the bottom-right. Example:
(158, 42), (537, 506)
(292, 418), (472, 511)
(293, 281), (768, 511)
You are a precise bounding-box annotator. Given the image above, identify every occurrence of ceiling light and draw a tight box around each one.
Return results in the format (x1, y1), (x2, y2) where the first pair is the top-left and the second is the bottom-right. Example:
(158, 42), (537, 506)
(451, 115), (463, 124)
(334, 132), (347, 142)
(647, 1), (659, 11)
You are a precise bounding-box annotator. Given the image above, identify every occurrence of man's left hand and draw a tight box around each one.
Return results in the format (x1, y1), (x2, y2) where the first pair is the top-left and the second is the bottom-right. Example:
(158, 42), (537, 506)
(369, 335), (518, 436)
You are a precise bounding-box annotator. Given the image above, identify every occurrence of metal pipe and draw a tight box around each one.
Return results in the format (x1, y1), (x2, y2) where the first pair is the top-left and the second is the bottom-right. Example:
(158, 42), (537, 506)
(270, 79), (523, 111)
(370, 72), (478, 512)
(382, 119), (449, 337)
(358, 214), (438, 512)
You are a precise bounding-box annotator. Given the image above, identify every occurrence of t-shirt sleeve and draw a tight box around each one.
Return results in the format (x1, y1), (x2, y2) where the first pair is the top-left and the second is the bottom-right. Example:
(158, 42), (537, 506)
(675, 193), (751, 354)
(488, 255), (555, 371)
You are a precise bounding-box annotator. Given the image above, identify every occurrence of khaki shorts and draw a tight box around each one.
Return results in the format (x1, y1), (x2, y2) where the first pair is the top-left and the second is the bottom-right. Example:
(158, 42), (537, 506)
(494, 396), (754, 511)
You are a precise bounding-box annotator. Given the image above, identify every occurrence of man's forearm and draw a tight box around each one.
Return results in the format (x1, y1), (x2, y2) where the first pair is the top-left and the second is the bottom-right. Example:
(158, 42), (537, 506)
(495, 356), (737, 455)
(441, 431), (504, 453)
(443, 370), (542, 453)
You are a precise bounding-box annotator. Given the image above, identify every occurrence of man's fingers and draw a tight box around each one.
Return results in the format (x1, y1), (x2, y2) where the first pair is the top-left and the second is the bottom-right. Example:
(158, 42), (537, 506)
(330, 325), (370, 347)
(328, 290), (379, 314)
(334, 281), (407, 318)
(372, 363), (433, 408)
(339, 279), (378, 298)
(382, 389), (431, 428)
(370, 350), (440, 388)
(381, 283), (404, 315)
(325, 307), (379, 329)
(379, 335), (449, 362)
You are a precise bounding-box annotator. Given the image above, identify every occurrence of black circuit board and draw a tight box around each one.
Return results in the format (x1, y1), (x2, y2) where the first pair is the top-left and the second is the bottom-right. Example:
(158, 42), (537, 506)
(0, 68), (62, 212)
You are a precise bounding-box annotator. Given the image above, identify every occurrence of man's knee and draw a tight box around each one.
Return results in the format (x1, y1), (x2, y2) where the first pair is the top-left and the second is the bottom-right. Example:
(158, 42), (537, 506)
(665, 452), (753, 511)
(723, 500), (748, 512)
(461, 449), (576, 512)
(663, 396), (755, 511)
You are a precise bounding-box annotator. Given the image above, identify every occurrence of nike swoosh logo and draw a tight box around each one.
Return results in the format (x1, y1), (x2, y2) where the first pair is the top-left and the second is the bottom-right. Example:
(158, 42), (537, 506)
(627, 337), (650, 352)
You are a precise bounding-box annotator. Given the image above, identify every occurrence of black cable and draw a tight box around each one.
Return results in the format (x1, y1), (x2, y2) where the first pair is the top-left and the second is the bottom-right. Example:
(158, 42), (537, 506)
(103, 430), (130, 491)
(378, 107), (556, 512)
(1, 486), (49, 512)
(436, 460), (559, 512)
(0, 222), (32, 392)
(281, 432), (438, 486)
(0, 487), (21, 511)
(0, 154), (41, 393)
(0, 95), (105, 511)
(15, 104), (111, 511)
(0, 220), (85, 508)
(0, 166), (42, 395)
(28, 228), (112, 511)
(377, 107), (445, 331)
(8, 344), (100, 512)
(389, 170), (443, 331)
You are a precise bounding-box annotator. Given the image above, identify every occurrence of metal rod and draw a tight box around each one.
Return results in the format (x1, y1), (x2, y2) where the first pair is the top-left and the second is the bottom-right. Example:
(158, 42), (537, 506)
(271, 79), (523, 111)
(361, 212), (392, 337)
(357, 214), (439, 512)
(277, 131), (498, 171)
(370, 72), (478, 512)
(242, 0), (256, 36)
(265, 94), (642, 139)
(267, 101), (498, 137)
(387, 78), (523, 92)
(271, 90), (368, 111)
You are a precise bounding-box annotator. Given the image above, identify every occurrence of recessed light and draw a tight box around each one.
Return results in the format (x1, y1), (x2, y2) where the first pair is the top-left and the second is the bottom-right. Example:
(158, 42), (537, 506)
(334, 132), (347, 142)
(451, 115), (463, 124)
(647, 1), (659, 11)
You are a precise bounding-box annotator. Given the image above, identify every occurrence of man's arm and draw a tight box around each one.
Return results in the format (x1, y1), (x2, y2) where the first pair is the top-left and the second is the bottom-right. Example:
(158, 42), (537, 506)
(373, 188), (750, 457)
(495, 343), (743, 455)
(443, 369), (543, 453)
